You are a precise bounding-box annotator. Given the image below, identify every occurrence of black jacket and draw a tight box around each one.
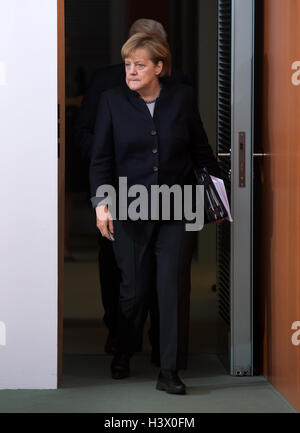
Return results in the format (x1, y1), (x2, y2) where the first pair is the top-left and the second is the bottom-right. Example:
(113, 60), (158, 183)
(74, 63), (190, 164)
(89, 78), (221, 216)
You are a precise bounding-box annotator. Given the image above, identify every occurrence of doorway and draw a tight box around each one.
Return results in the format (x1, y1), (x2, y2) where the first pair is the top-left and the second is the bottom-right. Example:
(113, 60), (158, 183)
(58, 0), (255, 383)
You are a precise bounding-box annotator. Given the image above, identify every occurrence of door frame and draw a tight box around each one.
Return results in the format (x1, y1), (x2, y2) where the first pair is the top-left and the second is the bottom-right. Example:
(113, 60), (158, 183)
(56, 0), (255, 381)
(216, 0), (255, 376)
(229, 0), (254, 376)
(57, 0), (65, 384)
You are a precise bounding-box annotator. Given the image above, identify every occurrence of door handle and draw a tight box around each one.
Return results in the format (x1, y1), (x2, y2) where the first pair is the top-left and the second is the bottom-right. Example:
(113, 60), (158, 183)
(218, 153), (269, 157)
(218, 153), (231, 157)
(217, 152), (269, 184)
(218, 133), (246, 186)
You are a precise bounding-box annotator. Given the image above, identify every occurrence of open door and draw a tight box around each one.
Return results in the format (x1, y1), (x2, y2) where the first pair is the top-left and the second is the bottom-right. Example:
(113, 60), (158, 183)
(57, 0), (65, 384)
(216, 0), (255, 376)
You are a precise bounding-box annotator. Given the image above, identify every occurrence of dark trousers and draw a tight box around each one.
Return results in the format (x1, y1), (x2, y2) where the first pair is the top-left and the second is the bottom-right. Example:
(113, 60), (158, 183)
(97, 233), (121, 337)
(112, 220), (197, 370)
(97, 232), (159, 351)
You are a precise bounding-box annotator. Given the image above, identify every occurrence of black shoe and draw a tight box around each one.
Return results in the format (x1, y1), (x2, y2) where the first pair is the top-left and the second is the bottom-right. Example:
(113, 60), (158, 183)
(111, 353), (131, 379)
(156, 369), (186, 395)
(105, 333), (118, 355)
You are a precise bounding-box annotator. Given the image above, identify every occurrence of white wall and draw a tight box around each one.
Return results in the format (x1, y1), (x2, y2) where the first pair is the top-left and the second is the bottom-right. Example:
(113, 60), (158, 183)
(0, 0), (58, 389)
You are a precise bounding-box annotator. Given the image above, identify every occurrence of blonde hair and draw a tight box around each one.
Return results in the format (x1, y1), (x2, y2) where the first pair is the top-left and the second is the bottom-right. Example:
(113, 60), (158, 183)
(121, 33), (171, 77)
(129, 19), (167, 39)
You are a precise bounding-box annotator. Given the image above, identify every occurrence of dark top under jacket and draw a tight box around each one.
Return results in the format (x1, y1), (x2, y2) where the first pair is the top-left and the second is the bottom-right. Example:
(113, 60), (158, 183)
(89, 78), (221, 218)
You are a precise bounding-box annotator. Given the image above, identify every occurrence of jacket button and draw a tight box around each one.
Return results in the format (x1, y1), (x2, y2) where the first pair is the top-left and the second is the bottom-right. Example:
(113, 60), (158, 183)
(152, 148), (158, 154)
(153, 166), (158, 172)
(151, 130), (157, 136)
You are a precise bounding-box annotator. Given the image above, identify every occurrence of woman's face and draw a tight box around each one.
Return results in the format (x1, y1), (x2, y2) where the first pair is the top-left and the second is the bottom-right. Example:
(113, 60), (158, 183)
(125, 48), (163, 93)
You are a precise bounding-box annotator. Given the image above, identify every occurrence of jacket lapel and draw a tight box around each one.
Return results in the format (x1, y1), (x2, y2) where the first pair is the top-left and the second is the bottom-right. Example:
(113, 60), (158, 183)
(122, 78), (172, 123)
(123, 83), (152, 121)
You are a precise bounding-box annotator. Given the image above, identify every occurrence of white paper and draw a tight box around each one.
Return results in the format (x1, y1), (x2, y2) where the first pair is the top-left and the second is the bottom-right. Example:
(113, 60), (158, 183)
(210, 175), (233, 222)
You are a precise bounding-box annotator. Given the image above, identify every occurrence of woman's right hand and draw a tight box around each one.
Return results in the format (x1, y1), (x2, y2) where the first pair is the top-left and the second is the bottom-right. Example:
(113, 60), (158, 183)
(95, 205), (114, 240)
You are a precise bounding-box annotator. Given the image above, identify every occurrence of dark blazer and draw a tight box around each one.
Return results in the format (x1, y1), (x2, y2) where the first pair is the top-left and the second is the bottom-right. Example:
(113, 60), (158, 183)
(74, 63), (190, 164)
(89, 78), (221, 216)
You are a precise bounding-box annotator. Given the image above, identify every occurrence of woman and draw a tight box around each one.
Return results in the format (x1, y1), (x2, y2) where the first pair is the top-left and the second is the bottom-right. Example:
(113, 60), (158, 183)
(89, 33), (221, 395)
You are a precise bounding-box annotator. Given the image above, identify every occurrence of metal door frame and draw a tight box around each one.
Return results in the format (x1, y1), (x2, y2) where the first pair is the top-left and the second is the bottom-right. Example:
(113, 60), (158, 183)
(229, 0), (254, 376)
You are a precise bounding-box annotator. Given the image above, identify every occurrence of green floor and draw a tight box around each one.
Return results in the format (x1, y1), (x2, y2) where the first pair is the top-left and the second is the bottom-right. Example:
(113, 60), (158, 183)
(0, 353), (296, 413)
(0, 234), (297, 413)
